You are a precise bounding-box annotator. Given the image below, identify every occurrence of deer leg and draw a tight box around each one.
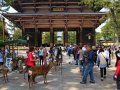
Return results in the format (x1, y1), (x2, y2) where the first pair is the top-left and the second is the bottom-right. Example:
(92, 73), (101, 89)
(28, 74), (32, 88)
(44, 75), (47, 84)
(5, 73), (9, 82)
(3, 74), (6, 83)
(61, 62), (62, 75)
(24, 72), (26, 79)
(43, 75), (45, 84)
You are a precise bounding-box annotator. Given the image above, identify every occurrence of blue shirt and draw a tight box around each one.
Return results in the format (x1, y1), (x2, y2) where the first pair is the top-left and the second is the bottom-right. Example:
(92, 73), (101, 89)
(87, 50), (95, 64)
(0, 51), (3, 62)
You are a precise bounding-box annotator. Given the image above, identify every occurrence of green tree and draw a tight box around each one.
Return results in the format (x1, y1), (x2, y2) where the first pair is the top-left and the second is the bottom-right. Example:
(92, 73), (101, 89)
(13, 28), (22, 40)
(42, 32), (50, 44)
(68, 32), (76, 44)
(101, 21), (115, 42)
(4, 0), (14, 5)
(0, 21), (3, 40)
(96, 32), (102, 43)
(80, 0), (120, 47)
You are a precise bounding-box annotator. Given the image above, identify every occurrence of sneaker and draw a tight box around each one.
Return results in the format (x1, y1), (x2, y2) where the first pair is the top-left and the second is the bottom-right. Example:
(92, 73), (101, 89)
(104, 75), (106, 78)
(89, 81), (95, 83)
(80, 81), (86, 84)
(101, 78), (104, 81)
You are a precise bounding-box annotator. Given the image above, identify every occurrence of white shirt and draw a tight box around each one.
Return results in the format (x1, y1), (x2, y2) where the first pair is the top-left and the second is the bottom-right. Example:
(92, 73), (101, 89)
(82, 47), (86, 52)
(104, 50), (109, 59)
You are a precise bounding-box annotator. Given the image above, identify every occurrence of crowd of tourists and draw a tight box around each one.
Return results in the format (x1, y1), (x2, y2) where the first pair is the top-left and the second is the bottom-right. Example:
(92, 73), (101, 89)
(26, 45), (63, 67)
(66, 44), (120, 90)
(0, 44), (120, 90)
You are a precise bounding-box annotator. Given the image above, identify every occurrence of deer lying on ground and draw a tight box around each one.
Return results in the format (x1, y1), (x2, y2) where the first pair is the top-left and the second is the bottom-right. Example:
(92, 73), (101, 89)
(0, 65), (9, 83)
(28, 61), (53, 88)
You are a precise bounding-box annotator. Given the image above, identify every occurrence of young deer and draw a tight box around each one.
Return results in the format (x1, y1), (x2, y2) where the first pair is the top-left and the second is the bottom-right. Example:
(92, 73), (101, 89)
(0, 65), (9, 83)
(28, 61), (53, 88)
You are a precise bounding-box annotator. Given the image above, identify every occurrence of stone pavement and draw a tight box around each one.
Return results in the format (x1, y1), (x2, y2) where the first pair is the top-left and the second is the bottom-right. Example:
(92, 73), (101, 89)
(0, 52), (117, 90)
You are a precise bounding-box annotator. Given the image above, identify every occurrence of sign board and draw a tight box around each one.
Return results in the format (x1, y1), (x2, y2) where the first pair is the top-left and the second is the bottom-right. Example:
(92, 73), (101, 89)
(52, 7), (64, 12)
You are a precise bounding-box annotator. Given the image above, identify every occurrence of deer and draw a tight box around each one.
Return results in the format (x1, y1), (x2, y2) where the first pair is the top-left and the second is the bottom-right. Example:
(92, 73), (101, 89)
(53, 54), (63, 74)
(28, 61), (53, 88)
(0, 65), (9, 83)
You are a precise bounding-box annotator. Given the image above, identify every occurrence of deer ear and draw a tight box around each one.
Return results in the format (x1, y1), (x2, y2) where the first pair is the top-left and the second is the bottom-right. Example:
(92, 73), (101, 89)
(28, 70), (32, 75)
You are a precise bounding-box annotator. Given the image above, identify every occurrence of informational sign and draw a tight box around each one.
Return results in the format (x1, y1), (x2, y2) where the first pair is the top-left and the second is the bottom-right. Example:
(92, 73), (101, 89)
(52, 7), (64, 12)
(5, 58), (12, 71)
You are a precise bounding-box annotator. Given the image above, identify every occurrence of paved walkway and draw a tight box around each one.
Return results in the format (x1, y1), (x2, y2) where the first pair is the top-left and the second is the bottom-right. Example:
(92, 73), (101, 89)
(0, 52), (116, 90)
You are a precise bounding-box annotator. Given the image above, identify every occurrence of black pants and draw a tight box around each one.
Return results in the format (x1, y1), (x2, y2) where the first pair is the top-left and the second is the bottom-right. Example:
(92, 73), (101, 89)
(100, 67), (106, 78)
(116, 80), (120, 89)
(39, 56), (44, 66)
(0, 62), (4, 65)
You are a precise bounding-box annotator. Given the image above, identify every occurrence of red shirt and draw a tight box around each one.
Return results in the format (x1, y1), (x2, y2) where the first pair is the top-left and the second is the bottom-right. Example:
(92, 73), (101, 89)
(115, 60), (120, 76)
(27, 52), (35, 67)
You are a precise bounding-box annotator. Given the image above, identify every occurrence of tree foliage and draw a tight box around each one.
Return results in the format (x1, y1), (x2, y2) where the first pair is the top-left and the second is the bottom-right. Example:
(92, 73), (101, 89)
(68, 32), (76, 44)
(81, 0), (120, 46)
(0, 21), (3, 34)
(4, 0), (14, 6)
(42, 32), (50, 44)
(13, 28), (22, 40)
(101, 21), (115, 41)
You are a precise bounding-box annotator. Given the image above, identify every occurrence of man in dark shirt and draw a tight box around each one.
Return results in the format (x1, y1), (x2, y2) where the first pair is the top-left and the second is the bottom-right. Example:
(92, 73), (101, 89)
(80, 45), (95, 84)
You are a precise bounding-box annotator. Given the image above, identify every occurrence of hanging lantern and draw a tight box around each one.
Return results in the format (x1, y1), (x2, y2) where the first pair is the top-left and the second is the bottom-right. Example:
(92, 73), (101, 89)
(87, 33), (92, 40)
(88, 35), (91, 40)
(27, 36), (29, 41)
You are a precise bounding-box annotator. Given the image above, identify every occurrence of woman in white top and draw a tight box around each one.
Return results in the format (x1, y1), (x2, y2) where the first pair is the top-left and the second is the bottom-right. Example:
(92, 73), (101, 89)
(97, 49), (109, 81)
(79, 47), (83, 72)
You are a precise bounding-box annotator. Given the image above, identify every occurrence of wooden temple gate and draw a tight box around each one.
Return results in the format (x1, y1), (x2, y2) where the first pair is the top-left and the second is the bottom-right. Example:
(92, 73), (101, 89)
(3, 0), (105, 46)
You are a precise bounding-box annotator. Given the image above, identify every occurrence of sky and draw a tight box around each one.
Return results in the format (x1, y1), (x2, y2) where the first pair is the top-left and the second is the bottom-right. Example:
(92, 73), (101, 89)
(95, 8), (109, 32)
(1, 6), (17, 35)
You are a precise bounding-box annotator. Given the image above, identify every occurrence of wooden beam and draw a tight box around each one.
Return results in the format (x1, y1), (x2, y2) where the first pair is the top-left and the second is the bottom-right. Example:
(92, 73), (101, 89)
(14, 18), (99, 22)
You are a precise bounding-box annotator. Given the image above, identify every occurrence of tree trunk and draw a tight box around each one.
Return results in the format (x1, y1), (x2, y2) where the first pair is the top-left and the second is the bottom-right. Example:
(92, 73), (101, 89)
(110, 8), (119, 49)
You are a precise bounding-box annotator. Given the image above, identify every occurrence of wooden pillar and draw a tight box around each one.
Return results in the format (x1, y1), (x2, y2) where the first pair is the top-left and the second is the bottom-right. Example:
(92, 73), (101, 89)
(50, 28), (54, 47)
(22, 26), (25, 36)
(64, 27), (68, 46)
(80, 27), (83, 46)
(76, 29), (80, 45)
(35, 28), (38, 46)
(93, 28), (96, 45)
(38, 30), (42, 47)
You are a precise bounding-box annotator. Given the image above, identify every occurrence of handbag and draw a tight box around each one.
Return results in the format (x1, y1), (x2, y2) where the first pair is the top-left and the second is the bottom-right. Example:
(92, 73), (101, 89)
(101, 53), (109, 67)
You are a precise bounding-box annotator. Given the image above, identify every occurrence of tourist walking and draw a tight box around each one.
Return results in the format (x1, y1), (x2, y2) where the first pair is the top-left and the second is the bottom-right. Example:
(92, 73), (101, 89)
(67, 45), (73, 58)
(104, 47), (110, 67)
(79, 46), (83, 72)
(80, 45), (95, 84)
(82, 45), (87, 76)
(38, 47), (44, 65)
(49, 47), (54, 61)
(75, 45), (80, 65)
(43, 47), (48, 65)
(97, 49), (109, 81)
